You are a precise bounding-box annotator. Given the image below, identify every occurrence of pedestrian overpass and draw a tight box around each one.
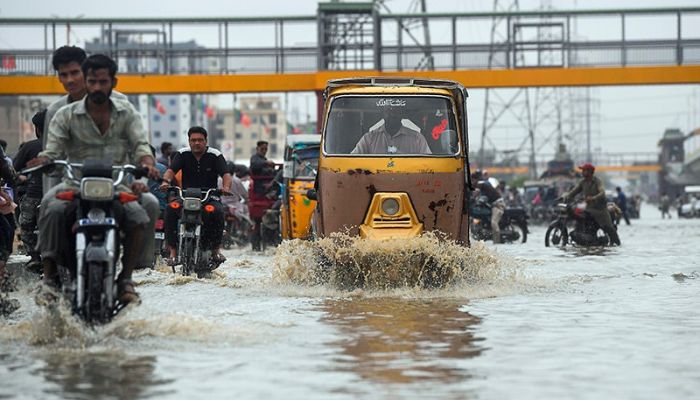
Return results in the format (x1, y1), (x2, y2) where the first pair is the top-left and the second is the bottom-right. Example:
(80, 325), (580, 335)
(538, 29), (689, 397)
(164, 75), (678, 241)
(1, 6), (700, 94)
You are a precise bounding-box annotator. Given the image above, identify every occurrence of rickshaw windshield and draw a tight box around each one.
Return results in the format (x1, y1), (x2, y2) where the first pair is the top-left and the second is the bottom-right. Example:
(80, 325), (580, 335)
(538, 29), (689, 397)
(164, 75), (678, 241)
(292, 147), (319, 178)
(324, 95), (459, 156)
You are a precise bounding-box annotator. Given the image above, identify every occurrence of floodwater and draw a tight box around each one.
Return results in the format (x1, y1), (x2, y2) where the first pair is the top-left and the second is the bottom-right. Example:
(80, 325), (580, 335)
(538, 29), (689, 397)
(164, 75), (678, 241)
(1, 204), (699, 399)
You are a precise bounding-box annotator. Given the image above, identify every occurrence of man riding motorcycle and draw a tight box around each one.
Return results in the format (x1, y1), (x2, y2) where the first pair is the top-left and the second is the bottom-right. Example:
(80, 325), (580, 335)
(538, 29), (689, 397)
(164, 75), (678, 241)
(159, 126), (232, 265)
(28, 54), (161, 305)
(560, 163), (621, 246)
(471, 169), (505, 243)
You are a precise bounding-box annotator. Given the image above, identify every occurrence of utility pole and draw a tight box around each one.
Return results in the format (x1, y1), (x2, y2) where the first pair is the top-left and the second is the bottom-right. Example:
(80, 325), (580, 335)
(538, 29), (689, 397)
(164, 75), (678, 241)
(419, 0), (434, 70)
(586, 86), (591, 162)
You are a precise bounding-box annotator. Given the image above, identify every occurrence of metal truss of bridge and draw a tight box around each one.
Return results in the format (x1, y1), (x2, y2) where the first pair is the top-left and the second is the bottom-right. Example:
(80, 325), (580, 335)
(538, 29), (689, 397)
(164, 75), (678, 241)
(1, 5), (700, 94)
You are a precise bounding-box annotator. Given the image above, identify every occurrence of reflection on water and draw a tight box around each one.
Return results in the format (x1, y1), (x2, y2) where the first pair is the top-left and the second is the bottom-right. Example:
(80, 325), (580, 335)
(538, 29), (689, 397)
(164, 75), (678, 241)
(560, 246), (615, 257)
(319, 297), (483, 385)
(37, 350), (172, 400)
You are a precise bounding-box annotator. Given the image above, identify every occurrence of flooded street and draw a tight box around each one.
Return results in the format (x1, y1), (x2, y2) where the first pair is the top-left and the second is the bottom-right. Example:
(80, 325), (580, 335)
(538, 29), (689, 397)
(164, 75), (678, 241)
(1, 204), (699, 399)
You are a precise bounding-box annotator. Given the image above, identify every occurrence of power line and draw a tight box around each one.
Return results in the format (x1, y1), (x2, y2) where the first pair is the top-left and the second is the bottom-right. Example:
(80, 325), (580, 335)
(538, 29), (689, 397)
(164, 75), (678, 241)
(603, 111), (690, 121)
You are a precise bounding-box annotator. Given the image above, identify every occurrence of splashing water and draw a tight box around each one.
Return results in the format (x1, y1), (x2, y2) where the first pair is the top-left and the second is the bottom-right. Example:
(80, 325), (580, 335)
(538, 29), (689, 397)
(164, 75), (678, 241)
(273, 233), (520, 291)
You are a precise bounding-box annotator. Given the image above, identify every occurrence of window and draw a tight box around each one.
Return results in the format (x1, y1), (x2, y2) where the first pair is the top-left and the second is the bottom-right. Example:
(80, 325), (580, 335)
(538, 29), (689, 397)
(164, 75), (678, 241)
(153, 115), (161, 122)
(324, 95), (458, 156)
(268, 113), (277, 124)
(154, 131), (161, 138)
(235, 132), (242, 139)
(270, 143), (278, 155)
(235, 148), (242, 154)
(170, 131), (177, 138)
(169, 115), (177, 121)
(169, 98), (177, 106)
(252, 116), (258, 123)
(252, 132), (258, 139)
(270, 128), (277, 139)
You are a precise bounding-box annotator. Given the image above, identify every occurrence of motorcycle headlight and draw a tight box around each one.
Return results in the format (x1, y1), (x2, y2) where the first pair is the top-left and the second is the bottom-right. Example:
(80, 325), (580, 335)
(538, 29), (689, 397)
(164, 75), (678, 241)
(87, 208), (106, 221)
(81, 178), (114, 201)
(381, 198), (400, 216)
(183, 198), (201, 211)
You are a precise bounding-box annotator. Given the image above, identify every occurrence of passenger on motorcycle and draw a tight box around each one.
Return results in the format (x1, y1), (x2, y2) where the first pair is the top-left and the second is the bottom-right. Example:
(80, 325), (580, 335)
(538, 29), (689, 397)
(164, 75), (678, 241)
(472, 169), (505, 243)
(159, 127), (232, 265)
(223, 163), (249, 204)
(560, 163), (621, 245)
(220, 163), (249, 220)
(28, 54), (161, 305)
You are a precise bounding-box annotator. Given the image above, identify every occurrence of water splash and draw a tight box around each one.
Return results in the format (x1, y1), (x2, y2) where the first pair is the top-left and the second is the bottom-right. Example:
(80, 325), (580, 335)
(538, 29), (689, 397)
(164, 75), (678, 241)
(273, 233), (521, 292)
(0, 301), (92, 346)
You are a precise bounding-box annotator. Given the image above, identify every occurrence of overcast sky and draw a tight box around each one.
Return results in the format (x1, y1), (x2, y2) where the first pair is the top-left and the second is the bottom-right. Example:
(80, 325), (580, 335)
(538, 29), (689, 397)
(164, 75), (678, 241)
(1, 0), (698, 159)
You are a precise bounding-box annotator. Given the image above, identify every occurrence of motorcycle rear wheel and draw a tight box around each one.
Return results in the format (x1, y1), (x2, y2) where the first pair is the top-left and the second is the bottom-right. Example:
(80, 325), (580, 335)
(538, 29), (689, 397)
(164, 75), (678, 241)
(545, 222), (568, 247)
(502, 222), (528, 243)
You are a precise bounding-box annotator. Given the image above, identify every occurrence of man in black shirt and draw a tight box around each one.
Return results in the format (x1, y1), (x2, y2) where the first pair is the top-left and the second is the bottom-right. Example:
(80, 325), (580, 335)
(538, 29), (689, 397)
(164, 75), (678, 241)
(250, 140), (274, 173)
(13, 110), (46, 272)
(160, 127), (233, 264)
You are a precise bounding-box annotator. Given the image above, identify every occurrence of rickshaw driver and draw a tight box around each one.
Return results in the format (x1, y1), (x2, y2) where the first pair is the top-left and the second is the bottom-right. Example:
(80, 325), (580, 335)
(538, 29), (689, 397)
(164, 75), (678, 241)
(351, 101), (432, 155)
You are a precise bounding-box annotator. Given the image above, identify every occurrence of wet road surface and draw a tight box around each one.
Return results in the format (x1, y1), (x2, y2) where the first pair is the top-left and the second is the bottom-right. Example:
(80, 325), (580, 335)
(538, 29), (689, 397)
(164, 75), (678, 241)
(1, 204), (699, 399)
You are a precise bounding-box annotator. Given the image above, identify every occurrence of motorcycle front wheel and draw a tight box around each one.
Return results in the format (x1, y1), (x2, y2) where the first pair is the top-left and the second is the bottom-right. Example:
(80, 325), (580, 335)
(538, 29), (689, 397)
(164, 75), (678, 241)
(181, 237), (194, 276)
(85, 262), (109, 324)
(545, 222), (568, 247)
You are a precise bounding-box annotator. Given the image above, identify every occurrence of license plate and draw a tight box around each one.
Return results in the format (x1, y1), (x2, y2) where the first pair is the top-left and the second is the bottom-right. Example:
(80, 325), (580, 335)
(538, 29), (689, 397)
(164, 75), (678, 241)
(155, 232), (165, 240)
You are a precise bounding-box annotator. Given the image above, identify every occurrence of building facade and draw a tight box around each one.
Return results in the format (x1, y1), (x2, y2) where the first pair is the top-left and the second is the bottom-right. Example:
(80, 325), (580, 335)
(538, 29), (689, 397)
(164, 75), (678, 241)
(210, 96), (287, 165)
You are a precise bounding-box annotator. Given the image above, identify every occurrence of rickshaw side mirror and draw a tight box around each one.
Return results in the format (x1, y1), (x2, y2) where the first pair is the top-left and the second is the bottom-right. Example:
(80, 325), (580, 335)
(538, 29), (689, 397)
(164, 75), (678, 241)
(306, 189), (318, 200)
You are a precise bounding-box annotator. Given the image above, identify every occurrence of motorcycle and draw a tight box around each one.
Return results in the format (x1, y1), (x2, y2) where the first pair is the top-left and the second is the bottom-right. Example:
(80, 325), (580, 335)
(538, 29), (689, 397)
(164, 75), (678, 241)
(22, 159), (146, 324)
(470, 196), (529, 243)
(222, 198), (252, 249)
(545, 201), (620, 247)
(168, 187), (224, 277)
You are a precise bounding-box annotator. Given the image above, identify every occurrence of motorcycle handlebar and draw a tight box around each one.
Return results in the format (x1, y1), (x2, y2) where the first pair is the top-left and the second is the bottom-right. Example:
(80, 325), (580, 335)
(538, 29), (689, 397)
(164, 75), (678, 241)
(21, 160), (146, 188)
(167, 187), (221, 203)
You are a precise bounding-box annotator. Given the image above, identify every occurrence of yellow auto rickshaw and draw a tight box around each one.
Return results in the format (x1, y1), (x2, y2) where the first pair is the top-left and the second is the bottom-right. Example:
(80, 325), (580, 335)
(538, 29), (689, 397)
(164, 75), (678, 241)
(280, 134), (321, 239)
(309, 77), (472, 244)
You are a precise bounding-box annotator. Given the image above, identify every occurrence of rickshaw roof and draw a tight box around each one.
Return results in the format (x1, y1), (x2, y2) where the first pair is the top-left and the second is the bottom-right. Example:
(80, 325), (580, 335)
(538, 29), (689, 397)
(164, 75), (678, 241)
(286, 134), (321, 148)
(326, 77), (467, 97)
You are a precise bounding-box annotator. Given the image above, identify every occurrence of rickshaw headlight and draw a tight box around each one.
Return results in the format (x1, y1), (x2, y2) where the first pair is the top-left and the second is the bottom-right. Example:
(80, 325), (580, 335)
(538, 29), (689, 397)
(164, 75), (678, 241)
(381, 198), (400, 216)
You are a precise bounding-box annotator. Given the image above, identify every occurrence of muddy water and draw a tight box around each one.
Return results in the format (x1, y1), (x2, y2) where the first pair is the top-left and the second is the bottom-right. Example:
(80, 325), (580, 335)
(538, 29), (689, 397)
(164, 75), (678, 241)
(1, 204), (699, 399)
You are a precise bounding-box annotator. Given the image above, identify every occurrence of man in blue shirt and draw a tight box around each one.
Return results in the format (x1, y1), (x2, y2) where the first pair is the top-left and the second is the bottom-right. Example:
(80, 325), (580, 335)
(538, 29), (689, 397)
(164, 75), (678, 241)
(615, 186), (631, 225)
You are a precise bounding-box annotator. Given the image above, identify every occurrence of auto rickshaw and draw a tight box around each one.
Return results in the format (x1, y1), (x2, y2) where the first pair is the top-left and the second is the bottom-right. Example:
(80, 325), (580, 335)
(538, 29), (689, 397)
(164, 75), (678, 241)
(280, 134), (320, 240)
(309, 77), (471, 244)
